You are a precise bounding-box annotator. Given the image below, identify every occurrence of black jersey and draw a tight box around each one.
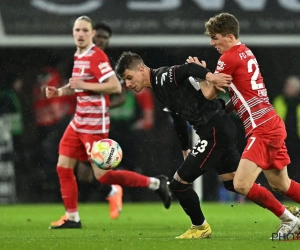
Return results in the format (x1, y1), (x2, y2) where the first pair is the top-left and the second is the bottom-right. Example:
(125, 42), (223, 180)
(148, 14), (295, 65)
(150, 63), (225, 150)
(151, 63), (224, 127)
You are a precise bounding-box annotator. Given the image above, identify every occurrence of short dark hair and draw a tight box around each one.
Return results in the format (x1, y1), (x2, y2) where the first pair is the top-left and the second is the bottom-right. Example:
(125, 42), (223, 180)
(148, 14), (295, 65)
(115, 52), (144, 78)
(205, 13), (239, 38)
(94, 22), (112, 37)
(75, 15), (94, 29)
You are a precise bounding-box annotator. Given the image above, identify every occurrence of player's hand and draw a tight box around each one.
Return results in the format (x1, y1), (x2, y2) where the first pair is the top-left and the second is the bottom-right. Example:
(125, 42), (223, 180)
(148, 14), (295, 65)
(69, 78), (86, 89)
(182, 149), (190, 160)
(186, 56), (207, 68)
(206, 72), (232, 93)
(45, 86), (59, 99)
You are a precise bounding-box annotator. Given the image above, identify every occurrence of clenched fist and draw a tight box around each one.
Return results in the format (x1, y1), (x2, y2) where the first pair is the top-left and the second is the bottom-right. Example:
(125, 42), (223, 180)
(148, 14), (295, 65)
(45, 86), (59, 99)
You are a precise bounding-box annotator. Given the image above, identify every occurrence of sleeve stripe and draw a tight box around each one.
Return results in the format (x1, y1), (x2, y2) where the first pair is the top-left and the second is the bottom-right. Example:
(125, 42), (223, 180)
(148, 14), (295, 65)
(99, 71), (115, 83)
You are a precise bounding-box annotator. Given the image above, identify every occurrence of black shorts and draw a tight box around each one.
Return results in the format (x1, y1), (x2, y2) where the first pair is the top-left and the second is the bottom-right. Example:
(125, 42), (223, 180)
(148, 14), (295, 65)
(177, 113), (240, 183)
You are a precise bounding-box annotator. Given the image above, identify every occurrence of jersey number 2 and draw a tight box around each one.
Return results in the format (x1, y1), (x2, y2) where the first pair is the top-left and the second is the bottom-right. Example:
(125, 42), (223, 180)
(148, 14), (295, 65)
(247, 59), (264, 90)
(86, 142), (96, 156)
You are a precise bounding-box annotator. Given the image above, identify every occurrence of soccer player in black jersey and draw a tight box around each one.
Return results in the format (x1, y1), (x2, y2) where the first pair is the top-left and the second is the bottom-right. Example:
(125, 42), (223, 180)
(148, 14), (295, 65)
(116, 51), (240, 239)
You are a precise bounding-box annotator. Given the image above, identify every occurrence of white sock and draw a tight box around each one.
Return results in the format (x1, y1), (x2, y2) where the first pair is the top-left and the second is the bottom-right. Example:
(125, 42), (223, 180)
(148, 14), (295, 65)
(148, 177), (160, 190)
(108, 185), (117, 197)
(279, 209), (296, 221)
(67, 212), (80, 222)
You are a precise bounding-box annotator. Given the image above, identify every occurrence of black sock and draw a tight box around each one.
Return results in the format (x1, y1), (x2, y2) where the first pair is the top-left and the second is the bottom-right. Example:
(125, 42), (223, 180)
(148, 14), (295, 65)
(99, 184), (113, 197)
(173, 187), (205, 226)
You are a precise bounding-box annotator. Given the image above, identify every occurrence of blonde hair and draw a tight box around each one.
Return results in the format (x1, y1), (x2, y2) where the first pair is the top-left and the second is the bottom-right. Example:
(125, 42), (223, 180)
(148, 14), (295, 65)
(75, 16), (93, 28)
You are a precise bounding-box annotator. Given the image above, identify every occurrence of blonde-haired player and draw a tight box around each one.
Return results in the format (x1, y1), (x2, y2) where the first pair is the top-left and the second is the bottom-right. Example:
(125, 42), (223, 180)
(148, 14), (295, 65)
(47, 16), (171, 229)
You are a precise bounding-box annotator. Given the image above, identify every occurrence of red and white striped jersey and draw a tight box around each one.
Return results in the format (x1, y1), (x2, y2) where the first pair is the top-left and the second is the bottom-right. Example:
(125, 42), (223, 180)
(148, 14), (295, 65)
(215, 43), (276, 137)
(70, 44), (115, 134)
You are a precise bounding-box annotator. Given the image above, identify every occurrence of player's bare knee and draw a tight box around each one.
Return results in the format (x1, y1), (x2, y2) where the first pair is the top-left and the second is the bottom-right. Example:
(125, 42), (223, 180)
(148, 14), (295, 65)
(234, 186), (249, 195)
(57, 155), (76, 168)
(233, 180), (251, 195)
(93, 171), (103, 180)
(57, 157), (66, 167)
(92, 164), (107, 179)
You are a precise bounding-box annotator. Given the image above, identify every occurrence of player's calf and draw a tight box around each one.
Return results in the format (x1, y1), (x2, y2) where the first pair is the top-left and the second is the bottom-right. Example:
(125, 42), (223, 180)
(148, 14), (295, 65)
(169, 178), (206, 226)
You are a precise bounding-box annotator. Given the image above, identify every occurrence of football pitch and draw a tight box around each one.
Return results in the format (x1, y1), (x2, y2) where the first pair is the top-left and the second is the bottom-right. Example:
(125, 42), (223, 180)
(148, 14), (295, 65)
(0, 202), (299, 250)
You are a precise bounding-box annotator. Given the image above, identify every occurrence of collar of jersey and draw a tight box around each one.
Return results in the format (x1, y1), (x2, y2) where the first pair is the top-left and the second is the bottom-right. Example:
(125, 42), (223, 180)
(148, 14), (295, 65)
(76, 44), (95, 58)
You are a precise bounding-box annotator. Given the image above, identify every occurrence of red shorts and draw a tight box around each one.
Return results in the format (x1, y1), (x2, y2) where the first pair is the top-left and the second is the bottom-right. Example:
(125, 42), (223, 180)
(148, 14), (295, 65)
(241, 115), (290, 170)
(59, 124), (108, 162)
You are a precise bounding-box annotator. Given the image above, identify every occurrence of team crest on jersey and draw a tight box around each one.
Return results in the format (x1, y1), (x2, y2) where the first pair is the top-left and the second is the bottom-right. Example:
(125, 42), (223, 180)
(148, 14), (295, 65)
(216, 60), (226, 71)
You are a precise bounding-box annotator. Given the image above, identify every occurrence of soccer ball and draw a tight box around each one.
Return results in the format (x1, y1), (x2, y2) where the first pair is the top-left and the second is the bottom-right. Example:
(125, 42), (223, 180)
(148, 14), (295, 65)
(90, 139), (123, 170)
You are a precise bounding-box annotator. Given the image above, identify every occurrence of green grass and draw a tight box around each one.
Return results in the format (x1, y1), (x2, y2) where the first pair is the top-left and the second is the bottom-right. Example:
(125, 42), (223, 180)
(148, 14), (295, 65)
(0, 202), (299, 250)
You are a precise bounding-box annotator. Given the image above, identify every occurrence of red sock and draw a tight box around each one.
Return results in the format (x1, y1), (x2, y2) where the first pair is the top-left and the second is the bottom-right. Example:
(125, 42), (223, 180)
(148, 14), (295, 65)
(285, 180), (300, 203)
(57, 166), (78, 213)
(246, 183), (285, 217)
(98, 170), (150, 187)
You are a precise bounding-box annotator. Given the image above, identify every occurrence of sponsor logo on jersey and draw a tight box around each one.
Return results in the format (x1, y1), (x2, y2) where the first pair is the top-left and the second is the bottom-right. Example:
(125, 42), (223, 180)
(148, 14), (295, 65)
(98, 62), (112, 74)
(216, 60), (226, 71)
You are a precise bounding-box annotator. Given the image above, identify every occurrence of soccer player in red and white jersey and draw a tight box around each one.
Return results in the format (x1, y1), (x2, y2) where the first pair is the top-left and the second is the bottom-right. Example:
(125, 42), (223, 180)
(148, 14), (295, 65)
(201, 13), (300, 238)
(46, 16), (171, 229)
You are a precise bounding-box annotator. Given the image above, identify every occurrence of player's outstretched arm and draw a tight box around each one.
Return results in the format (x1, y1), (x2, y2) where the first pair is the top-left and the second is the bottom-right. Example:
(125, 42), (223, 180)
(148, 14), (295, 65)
(69, 74), (122, 94)
(186, 56), (231, 93)
(185, 57), (219, 99)
(46, 84), (74, 99)
(45, 86), (58, 99)
(199, 80), (218, 100)
(206, 73), (231, 93)
(110, 85), (126, 108)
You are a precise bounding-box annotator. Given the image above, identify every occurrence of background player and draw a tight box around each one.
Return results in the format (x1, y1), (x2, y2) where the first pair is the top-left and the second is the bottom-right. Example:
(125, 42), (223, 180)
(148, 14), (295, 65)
(203, 12), (300, 238)
(75, 21), (155, 211)
(116, 51), (241, 239)
(46, 16), (171, 229)
(74, 21), (125, 219)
